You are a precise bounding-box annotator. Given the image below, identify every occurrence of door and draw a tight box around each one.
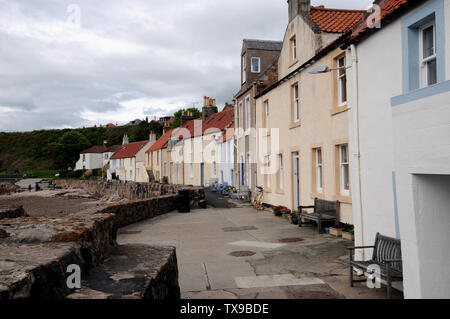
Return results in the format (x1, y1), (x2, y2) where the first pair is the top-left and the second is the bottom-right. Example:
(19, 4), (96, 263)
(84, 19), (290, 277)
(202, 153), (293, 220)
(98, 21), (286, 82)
(231, 169), (234, 187)
(200, 163), (204, 187)
(293, 152), (300, 209)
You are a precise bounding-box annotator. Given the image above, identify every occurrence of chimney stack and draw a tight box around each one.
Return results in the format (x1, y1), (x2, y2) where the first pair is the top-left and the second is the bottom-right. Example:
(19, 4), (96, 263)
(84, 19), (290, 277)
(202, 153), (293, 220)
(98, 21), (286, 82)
(149, 131), (157, 144)
(202, 96), (218, 122)
(122, 134), (129, 145)
(287, 0), (310, 23)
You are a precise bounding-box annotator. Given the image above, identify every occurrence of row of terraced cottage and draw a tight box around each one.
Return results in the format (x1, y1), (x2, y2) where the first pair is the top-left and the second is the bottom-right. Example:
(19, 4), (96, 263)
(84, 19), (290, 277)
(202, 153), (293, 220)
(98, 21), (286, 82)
(75, 0), (450, 298)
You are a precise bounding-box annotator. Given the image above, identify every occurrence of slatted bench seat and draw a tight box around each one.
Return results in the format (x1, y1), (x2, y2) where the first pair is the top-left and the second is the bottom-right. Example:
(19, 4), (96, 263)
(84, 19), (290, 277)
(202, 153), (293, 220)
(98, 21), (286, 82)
(298, 198), (339, 233)
(348, 232), (403, 299)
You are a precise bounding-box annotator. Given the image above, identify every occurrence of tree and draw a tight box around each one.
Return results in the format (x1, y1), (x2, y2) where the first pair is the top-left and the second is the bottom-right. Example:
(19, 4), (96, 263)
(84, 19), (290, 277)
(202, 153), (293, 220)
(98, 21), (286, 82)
(171, 108), (201, 128)
(56, 131), (90, 169)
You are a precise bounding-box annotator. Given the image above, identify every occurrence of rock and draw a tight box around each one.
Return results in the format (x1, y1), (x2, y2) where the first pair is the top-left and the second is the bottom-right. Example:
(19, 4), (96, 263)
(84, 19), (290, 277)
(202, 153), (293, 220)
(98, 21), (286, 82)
(66, 244), (180, 299)
(0, 242), (85, 299)
(0, 206), (28, 221)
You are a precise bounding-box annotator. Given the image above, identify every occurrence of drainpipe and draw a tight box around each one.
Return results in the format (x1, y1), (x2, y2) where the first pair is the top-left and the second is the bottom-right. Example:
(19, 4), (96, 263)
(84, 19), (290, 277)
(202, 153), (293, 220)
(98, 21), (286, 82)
(349, 44), (365, 259)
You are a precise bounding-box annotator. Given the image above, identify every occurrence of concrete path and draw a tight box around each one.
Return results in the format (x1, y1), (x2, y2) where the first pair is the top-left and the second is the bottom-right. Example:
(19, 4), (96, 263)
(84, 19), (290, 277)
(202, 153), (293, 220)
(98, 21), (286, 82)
(117, 193), (403, 299)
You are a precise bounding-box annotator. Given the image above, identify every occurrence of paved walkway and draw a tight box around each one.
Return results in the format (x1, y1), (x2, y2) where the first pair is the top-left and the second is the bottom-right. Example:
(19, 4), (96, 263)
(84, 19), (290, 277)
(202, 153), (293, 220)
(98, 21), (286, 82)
(117, 193), (403, 299)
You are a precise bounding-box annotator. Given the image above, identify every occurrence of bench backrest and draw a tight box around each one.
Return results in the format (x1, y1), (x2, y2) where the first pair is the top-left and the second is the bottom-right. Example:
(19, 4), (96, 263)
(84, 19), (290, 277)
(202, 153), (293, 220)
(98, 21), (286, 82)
(314, 198), (339, 217)
(372, 233), (402, 272)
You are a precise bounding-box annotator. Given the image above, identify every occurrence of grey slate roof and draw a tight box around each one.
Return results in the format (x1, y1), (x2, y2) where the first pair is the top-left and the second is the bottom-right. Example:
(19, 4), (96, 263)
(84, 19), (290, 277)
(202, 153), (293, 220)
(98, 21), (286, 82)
(243, 39), (283, 51)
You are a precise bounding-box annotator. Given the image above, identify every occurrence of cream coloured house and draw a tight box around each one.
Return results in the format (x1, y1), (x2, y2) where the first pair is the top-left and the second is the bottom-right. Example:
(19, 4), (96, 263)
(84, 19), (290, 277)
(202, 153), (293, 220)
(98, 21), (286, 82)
(254, 0), (365, 224)
(109, 133), (156, 182)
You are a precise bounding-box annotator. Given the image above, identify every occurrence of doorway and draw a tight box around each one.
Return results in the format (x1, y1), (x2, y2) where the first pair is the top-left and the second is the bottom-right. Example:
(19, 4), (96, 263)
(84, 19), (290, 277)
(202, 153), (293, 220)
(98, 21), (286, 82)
(200, 163), (204, 187)
(292, 152), (300, 209)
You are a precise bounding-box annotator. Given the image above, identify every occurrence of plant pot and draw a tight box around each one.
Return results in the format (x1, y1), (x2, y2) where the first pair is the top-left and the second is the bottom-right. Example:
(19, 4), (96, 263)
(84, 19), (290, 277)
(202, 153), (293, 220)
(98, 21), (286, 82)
(292, 219), (298, 225)
(329, 227), (343, 237)
(342, 232), (354, 241)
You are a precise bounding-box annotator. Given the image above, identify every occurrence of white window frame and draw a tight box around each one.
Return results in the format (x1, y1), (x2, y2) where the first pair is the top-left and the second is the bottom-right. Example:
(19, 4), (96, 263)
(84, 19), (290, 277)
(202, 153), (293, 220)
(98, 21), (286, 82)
(279, 154), (284, 190)
(339, 144), (350, 196)
(212, 161), (217, 178)
(246, 96), (251, 131)
(265, 155), (271, 188)
(337, 56), (347, 106)
(251, 57), (261, 73)
(291, 37), (297, 61)
(293, 84), (300, 123)
(419, 21), (437, 88)
(264, 100), (269, 131)
(189, 163), (193, 178)
(238, 101), (244, 129)
(242, 53), (247, 84)
(316, 148), (323, 193)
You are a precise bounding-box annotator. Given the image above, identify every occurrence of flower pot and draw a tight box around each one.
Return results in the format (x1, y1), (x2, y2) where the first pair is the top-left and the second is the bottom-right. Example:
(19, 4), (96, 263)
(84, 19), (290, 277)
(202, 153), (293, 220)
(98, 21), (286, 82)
(329, 227), (342, 237)
(342, 232), (354, 241)
(292, 219), (299, 225)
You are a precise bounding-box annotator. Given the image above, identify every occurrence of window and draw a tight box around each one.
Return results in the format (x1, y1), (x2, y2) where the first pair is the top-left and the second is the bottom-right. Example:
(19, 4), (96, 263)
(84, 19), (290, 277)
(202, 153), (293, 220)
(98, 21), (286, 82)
(290, 35), (297, 62)
(212, 161), (217, 177)
(292, 84), (300, 123)
(337, 56), (347, 105)
(251, 57), (260, 73)
(83, 154), (86, 162)
(163, 162), (167, 177)
(242, 53), (247, 83)
(104, 153), (108, 160)
(189, 163), (193, 178)
(420, 21), (437, 87)
(246, 97), (251, 130)
(264, 100), (269, 130)
(129, 170), (132, 180)
(339, 145), (349, 196)
(238, 102), (244, 129)
(265, 155), (271, 189)
(279, 154), (284, 190)
(316, 148), (323, 193)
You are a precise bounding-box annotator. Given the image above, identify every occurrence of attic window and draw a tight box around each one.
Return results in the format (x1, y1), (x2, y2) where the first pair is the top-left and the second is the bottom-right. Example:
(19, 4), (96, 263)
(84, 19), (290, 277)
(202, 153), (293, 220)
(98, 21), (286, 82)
(251, 57), (260, 73)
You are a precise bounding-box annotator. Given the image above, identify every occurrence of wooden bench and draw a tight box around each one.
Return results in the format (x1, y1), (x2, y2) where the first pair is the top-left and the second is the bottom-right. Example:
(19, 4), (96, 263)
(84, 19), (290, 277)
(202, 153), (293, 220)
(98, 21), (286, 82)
(348, 232), (403, 299)
(298, 198), (339, 233)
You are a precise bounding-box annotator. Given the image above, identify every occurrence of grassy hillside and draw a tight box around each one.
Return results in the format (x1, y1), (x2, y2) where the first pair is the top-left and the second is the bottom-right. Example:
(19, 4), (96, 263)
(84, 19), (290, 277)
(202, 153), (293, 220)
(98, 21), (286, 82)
(0, 121), (164, 173)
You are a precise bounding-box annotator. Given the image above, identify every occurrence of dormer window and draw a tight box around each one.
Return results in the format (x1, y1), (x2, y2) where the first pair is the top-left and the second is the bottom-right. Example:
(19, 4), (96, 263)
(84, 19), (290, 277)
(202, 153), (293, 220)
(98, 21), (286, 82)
(251, 57), (260, 73)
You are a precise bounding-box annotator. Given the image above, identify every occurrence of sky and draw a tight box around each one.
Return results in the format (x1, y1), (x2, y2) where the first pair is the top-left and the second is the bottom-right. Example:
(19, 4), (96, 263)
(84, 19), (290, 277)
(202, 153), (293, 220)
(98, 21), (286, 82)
(0, 0), (373, 132)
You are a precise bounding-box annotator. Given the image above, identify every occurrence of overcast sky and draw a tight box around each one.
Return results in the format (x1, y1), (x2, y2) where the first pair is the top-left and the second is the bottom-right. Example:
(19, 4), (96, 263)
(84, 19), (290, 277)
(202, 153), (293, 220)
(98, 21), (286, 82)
(0, 0), (372, 132)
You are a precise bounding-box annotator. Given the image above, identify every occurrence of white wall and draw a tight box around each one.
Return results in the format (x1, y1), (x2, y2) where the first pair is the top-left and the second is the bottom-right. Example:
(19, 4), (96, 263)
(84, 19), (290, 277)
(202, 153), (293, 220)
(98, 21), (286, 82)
(392, 90), (450, 298)
(75, 153), (103, 170)
(347, 18), (403, 251)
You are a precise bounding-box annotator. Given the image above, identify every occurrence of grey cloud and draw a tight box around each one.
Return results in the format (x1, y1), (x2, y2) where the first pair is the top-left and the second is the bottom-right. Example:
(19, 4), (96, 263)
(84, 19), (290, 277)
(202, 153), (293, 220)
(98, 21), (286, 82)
(0, 0), (372, 132)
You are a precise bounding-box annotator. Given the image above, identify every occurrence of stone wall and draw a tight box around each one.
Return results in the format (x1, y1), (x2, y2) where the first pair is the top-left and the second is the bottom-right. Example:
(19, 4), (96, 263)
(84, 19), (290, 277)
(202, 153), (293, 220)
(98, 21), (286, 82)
(102, 195), (178, 228)
(0, 195), (180, 299)
(57, 179), (179, 200)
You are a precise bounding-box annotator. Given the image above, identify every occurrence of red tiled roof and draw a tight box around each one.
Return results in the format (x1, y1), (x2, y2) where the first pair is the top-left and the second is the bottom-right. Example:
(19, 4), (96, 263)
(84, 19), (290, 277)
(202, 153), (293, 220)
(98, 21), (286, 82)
(220, 124), (235, 143)
(351, 0), (409, 39)
(81, 146), (108, 154)
(110, 141), (148, 159)
(200, 107), (234, 137)
(309, 6), (366, 33)
(106, 145), (122, 153)
(146, 129), (175, 152)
